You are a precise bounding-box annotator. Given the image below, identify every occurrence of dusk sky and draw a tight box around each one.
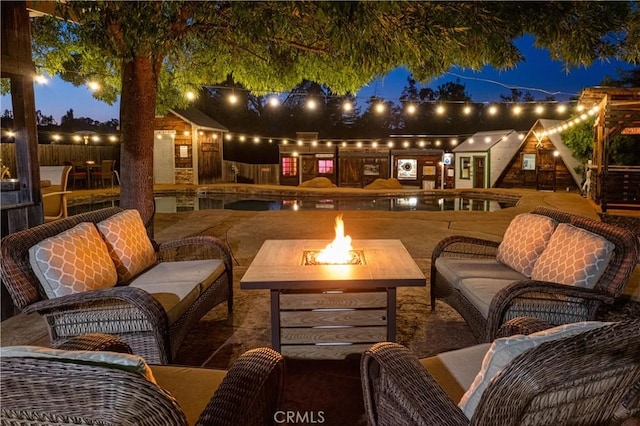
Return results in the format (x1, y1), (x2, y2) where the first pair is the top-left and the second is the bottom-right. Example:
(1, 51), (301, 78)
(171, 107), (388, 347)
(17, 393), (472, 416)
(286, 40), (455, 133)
(1, 35), (635, 124)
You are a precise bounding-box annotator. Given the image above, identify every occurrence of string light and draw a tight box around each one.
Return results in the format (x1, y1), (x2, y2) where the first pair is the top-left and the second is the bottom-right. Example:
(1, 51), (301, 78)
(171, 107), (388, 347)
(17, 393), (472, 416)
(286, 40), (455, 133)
(268, 96), (280, 107)
(375, 103), (385, 113)
(185, 91), (196, 101)
(306, 99), (317, 110)
(406, 104), (417, 114)
(87, 81), (101, 92)
(436, 105), (445, 115)
(534, 105), (545, 115)
(342, 101), (353, 111)
(34, 75), (48, 85)
(488, 105), (498, 115)
(463, 105), (472, 115)
(228, 93), (238, 104)
(512, 105), (522, 115)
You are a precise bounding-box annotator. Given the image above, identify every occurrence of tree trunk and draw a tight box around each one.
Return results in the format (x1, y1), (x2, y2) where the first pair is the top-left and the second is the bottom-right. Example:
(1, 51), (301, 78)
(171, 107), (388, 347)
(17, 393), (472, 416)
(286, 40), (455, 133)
(119, 56), (159, 229)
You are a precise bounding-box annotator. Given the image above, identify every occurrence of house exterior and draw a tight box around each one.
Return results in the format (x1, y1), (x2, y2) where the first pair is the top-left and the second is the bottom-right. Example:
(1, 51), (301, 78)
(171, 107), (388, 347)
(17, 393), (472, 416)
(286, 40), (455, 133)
(279, 132), (337, 186)
(495, 119), (582, 191)
(154, 107), (228, 185)
(453, 129), (521, 189)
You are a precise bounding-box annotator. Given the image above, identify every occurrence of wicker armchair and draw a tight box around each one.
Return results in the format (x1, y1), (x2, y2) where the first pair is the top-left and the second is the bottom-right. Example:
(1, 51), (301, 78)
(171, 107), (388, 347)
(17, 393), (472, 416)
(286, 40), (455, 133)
(361, 318), (640, 426)
(0, 207), (233, 364)
(431, 206), (638, 342)
(1, 334), (285, 425)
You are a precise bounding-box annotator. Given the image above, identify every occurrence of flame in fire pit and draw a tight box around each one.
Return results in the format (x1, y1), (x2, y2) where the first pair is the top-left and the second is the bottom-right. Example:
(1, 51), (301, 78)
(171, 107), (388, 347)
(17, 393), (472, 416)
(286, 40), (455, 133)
(316, 214), (353, 264)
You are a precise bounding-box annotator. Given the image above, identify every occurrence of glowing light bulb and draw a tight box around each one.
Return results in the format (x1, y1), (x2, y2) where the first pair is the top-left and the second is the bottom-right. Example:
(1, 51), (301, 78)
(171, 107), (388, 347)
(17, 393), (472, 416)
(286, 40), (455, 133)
(512, 105), (522, 115)
(535, 105), (544, 115)
(406, 104), (416, 114)
(307, 99), (317, 110)
(87, 81), (100, 91)
(375, 103), (385, 113)
(228, 93), (238, 104)
(185, 91), (196, 101)
(463, 105), (472, 115)
(269, 97), (280, 107)
(342, 101), (353, 111)
(436, 105), (445, 115)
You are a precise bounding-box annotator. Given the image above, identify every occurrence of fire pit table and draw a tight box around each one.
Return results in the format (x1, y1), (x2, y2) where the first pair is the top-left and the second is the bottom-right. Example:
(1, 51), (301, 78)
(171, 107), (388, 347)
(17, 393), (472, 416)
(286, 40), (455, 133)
(240, 239), (425, 359)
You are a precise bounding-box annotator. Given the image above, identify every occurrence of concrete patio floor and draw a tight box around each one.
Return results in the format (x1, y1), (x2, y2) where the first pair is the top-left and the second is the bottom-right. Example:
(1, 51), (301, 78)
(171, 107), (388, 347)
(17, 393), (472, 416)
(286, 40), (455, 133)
(2, 186), (638, 349)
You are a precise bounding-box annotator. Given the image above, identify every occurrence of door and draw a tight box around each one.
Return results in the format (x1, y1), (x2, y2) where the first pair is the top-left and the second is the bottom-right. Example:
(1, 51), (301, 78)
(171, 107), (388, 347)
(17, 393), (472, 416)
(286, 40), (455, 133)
(536, 149), (556, 190)
(473, 156), (485, 188)
(154, 133), (175, 184)
(301, 155), (317, 184)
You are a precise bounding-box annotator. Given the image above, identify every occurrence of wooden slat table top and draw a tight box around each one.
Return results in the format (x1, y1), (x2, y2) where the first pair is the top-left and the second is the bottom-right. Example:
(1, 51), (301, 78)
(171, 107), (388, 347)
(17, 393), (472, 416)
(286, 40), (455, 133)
(240, 239), (425, 290)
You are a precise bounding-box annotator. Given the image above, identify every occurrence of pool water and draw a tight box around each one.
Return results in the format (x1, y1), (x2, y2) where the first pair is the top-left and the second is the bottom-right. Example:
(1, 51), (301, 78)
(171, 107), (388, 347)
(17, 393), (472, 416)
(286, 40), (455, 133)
(69, 194), (517, 214)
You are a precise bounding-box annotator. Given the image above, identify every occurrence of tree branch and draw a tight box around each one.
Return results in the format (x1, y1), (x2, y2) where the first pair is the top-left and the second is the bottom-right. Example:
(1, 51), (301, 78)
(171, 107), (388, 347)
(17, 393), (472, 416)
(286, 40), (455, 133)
(270, 37), (329, 55)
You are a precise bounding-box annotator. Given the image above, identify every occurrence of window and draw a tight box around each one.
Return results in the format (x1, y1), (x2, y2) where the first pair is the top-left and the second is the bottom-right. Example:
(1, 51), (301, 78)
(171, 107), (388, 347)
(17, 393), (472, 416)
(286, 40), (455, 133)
(281, 157), (297, 176)
(318, 159), (334, 174)
(460, 157), (471, 179)
(522, 153), (536, 170)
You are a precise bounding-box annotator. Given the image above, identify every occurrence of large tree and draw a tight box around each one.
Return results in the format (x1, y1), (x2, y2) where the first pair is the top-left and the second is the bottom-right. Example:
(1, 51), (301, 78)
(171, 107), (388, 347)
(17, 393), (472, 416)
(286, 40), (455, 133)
(30, 1), (636, 223)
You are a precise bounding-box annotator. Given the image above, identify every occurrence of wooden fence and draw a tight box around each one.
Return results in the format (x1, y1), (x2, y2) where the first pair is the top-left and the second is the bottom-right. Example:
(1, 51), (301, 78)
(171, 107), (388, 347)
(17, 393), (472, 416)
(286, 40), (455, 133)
(222, 159), (279, 185)
(1, 144), (120, 177)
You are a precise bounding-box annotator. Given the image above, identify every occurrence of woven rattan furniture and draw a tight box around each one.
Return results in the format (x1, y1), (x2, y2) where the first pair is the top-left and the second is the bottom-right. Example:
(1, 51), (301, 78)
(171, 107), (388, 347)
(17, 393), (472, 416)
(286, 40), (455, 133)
(361, 318), (640, 426)
(430, 206), (638, 342)
(1, 334), (284, 426)
(0, 207), (233, 364)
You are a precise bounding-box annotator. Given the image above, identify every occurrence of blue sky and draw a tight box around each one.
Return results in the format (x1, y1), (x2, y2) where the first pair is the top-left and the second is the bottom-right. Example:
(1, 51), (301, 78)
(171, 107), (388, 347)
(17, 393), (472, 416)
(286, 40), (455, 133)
(1, 35), (635, 124)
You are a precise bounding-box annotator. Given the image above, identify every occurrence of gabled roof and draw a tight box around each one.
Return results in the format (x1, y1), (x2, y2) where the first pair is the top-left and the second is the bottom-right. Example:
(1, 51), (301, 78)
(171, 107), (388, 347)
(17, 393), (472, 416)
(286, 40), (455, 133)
(453, 129), (518, 152)
(537, 119), (582, 186)
(170, 107), (228, 131)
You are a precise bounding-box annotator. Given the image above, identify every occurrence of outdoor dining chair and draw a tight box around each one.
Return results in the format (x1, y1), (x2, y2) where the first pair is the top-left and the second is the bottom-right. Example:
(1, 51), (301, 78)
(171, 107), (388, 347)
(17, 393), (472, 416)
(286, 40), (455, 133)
(92, 159), (116, 188)
(42, 165), (72, 222)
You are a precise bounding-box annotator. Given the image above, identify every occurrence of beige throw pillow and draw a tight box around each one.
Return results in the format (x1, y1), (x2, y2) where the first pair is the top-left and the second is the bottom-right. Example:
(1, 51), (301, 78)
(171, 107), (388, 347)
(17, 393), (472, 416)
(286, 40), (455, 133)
(496, 213), (558, 277)
(0, 345), (156, 383)
(531, 223), (615, 289)
(97, 210), (157, 282)
(29, 222), (118, 299)
(458, 321), (610, 419)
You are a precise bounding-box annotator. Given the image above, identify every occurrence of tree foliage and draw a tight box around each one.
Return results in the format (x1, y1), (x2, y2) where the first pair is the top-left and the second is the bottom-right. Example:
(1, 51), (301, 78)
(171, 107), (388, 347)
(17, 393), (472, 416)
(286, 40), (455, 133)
(27, 1), (640, 220)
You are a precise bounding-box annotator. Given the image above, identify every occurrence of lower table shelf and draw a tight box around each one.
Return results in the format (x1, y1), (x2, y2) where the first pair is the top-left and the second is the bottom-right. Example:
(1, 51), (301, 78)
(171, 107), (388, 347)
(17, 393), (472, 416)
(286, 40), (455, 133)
(278, 290), (389, 360)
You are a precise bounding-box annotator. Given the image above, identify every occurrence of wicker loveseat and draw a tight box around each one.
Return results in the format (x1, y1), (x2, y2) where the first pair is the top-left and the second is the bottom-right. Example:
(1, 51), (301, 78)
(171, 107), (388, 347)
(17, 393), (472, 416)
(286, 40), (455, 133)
(0, 207), (233, 364)
(431, 206), (638, 342)
(1, 334), (284, 425)
(361, 318), (640, 426)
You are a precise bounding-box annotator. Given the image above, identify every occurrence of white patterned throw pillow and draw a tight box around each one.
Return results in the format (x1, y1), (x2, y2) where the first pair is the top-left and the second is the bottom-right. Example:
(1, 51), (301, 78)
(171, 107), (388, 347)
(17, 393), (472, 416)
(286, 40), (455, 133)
(458, 321), (610, 419)
(29, 222), (118, 298)
(531, 223), (615, 289)
(496, 213), (558, 277)
(97, 210), (157, 282)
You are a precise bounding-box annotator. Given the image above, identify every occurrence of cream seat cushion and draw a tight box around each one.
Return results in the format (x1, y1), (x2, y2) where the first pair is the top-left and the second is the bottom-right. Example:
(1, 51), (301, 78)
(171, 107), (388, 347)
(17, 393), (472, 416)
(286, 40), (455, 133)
(435, 258), (527, 290)
(129, 259), (225, 324)
(29, 222), (117, 298)
(420, 343), (491, 403)
(151, 364), (226, 426)
(457, 278), (517, 318)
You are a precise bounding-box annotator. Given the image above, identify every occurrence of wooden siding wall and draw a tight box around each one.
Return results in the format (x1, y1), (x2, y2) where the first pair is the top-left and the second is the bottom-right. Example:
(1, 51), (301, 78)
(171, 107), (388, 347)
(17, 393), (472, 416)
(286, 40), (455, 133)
(495, 135), (578, 190)
(1, 144), (120, 177)
(155, 114), (192, 169)
(221, 159), (279, 185)
(338, 151), (390, 188)
(198, 132), (223, 183)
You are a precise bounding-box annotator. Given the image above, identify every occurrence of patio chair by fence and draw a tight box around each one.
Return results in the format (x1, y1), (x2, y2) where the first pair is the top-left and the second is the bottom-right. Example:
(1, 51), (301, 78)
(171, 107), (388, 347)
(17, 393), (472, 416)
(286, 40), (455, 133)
(92, 159), (116, 188)
(41, 165), (71, 222)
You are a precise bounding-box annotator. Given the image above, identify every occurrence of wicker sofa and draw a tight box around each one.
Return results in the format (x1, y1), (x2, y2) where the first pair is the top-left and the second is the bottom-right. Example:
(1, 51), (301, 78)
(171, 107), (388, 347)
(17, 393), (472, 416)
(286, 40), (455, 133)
(431, 206), (638, 342)
(361, 318), (640, 426)
(1, 333), (284, 425)
(0, 207), (233, 364)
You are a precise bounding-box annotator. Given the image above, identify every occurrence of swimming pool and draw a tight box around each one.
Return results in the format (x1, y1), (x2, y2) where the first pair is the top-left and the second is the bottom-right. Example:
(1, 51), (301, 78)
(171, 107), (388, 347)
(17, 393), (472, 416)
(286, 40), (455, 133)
(69, 193), (518, 214)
